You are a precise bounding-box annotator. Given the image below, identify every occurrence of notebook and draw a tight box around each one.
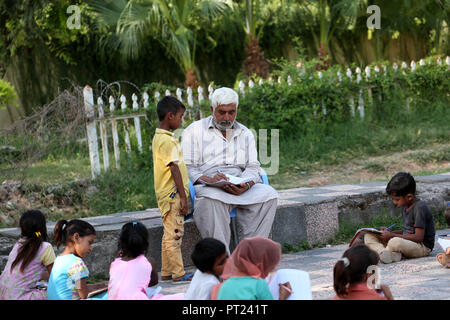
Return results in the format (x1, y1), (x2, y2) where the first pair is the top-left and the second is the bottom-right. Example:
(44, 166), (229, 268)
(266, 269), (312, 300)
(349, 228), (383, 247)
(199, 174), (253, 187)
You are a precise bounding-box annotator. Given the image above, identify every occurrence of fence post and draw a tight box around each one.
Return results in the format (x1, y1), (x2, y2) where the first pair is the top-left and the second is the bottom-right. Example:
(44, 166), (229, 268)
(317, 72), (327, 116)
(97, 97), (110, 171)
(356, 67), (365, 119)
(120, 94), (132, 155)
(132, 93), (143, 153)
(346, 68), (355, 117)
(365, 66), (373, 107)
(176, 88), (183, 103)
(83, 85), (101, 179)
(239, 80), (245, 96)
(109, 96), (121, 169)
(198, 86), (204, 118)
(143, 92), (149, 109)
(186, 87), (194, 120)
(208, 84), (214, 101)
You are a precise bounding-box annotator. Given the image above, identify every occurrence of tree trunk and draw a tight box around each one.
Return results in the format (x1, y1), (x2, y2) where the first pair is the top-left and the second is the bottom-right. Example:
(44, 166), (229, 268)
(5, 104), (15, 124)
(317, 42), (331, 70)
(242, 35), (270, 78)
(185, 68), (199, 89)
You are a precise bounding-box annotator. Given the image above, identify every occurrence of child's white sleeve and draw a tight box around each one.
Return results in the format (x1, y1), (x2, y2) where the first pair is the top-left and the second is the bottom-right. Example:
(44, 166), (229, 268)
(40, 243), (56, 266)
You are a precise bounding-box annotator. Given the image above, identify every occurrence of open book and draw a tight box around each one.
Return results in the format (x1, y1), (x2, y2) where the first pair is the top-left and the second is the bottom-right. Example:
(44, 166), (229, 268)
(199, 174), (253, 188)
(87, 286), (108, 298)
(437, 235), (450, 251)
(349, 228), (383, 247)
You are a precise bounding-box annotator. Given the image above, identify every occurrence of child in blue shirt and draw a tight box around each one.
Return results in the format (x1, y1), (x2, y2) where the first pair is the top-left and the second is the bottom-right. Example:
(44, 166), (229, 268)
(48, 219), (107, 300)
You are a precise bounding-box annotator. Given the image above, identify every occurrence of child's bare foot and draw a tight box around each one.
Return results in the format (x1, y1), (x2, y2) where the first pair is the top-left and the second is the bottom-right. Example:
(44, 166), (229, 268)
(436, 253), (450, 268)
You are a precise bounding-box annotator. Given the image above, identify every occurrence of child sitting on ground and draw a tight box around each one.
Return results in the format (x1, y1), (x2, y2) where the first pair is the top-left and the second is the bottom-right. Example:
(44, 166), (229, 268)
(108, 222), (158, 299)
(184, 238), (228, 300)
(47, 219), (107, 300)
(0, 210), (56, 300)
(152, 96), (192, 282)
(212, 236), (292, 300)
(436, 205), (450, 268)
(364, 172), (435, 264)
(333, 244), (394, 300)
(108, 221), (183, 300)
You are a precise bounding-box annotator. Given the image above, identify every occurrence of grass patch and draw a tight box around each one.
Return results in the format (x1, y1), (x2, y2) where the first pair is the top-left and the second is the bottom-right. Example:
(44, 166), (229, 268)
(276, 103), (450, 176)
(410, 146), (450, 164)
(86, 151), (158, 216)
(330, 212), (403, 245)
(0, 156), (91, 184)
(363, 162), (385, 173)
(283, 240), (313, 253)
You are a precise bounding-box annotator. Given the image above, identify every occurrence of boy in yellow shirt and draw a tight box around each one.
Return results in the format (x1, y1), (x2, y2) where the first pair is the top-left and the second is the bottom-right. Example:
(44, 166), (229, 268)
(152, 96), (192, 282)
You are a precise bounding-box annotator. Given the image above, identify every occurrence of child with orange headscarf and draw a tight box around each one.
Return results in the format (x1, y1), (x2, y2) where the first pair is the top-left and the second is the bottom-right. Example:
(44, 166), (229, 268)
(212, 236), (292, 300)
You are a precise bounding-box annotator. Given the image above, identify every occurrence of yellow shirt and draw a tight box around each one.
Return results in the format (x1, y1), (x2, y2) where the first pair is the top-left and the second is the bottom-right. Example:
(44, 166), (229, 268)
(152, 128), (189, 214)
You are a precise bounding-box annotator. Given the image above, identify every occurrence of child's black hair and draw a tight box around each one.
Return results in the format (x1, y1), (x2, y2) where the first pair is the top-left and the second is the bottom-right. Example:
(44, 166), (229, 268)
(53, 219), (96, 249)
(333, 244), (379, 297)
(156, 96), (185, 121)
(118, 222), (149, 259)
(191, 238), (226, 273)
(11, 210), (48, 273)
(386, 172), (416, 197)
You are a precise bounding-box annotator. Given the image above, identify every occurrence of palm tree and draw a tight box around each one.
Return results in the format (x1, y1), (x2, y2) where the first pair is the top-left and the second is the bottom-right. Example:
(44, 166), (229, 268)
(236, 0), (271, 78)
(89, 0), (229, 88)
(297, 0), (367, 68)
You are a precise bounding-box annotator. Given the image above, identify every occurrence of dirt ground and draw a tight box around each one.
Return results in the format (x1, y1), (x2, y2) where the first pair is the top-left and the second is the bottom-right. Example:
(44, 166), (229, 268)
(271, 143), (450, 190)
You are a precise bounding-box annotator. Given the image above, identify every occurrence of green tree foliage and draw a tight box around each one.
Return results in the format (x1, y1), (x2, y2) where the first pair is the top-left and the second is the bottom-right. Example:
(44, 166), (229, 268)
(0, 0), (448, 117)
(0, 79), (18, 122)
(89, 0), (230, 87)
(0, 0), (186, 115)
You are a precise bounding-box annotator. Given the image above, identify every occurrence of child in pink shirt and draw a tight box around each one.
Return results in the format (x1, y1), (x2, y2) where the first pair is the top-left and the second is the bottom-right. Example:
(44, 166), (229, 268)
(0, 210), (55, 300)
(108, 222), (183, 300)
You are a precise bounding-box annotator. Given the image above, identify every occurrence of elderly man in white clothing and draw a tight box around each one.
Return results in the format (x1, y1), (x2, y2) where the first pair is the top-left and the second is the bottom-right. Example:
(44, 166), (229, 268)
(181, 87), (279, 252)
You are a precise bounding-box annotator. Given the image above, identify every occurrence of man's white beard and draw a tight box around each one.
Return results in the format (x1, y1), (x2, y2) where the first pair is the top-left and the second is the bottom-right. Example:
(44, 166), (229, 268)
(212, 116), (234, 131)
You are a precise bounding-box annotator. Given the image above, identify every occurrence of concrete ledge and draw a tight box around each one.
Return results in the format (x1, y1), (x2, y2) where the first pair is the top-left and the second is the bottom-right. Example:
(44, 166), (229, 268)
(1, 173), (449, 278)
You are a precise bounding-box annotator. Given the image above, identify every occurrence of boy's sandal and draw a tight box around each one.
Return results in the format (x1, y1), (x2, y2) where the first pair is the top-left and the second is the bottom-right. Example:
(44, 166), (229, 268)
(172, 272), (194, 283)
(160, 275), (172, 282)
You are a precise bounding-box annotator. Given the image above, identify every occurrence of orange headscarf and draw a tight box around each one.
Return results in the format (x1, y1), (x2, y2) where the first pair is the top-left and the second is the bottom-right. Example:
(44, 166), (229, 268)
(221, 236), (282, 280)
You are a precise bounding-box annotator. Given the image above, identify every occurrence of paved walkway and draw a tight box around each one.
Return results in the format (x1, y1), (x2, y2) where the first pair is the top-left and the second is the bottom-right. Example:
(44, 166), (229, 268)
(158, 228), (450, 300)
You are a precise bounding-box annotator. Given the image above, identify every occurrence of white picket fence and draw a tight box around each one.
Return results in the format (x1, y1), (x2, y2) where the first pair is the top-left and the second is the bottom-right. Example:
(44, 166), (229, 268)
(83, 56), (449, 179)
(83, 84), (213, 178)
